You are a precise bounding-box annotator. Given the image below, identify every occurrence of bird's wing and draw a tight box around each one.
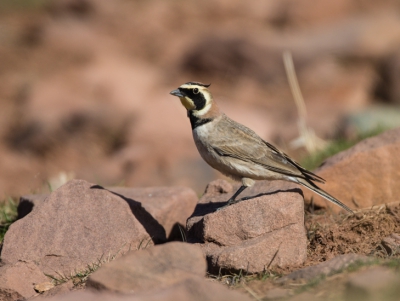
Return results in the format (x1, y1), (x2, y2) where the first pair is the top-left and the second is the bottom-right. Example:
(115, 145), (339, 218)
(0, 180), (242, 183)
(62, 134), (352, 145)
(210, 117), (325, 182)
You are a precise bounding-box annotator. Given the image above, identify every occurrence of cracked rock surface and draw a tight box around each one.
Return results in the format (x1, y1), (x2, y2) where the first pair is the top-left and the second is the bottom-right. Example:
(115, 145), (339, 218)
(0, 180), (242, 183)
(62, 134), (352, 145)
(187, 179), (307, 273)
(1, 180), (153, 276)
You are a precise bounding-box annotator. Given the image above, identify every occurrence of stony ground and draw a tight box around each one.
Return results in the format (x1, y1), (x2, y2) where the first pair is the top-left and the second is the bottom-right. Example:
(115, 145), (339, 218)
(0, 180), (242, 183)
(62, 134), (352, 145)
(1, 1), (400, 300)
(2, 191), (398, 301)
(0, 127), (399, 300)
(229, 206), (400, 300)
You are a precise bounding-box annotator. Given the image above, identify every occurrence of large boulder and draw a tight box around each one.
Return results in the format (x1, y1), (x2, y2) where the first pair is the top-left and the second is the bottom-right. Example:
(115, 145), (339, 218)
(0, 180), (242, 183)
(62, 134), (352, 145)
(303, 127), (400, 212)
(2, 180), (156, 275)
(105, 186), (197, 241)
(43, 277), (252, 301)
(86, 242), (206, 293)
(17, 185), (198, 241)
(187, 179), (307, 274)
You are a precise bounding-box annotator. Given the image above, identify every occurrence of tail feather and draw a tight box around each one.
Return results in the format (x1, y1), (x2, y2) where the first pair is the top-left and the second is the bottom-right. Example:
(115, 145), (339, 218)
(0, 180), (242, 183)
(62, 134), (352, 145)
(295, 178), (354, 214)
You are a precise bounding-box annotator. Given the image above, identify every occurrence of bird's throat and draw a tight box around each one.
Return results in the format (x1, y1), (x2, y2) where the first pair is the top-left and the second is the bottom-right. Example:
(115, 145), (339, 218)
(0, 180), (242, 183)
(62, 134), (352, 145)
(180, 97), (196, 110)
(188, 111), (213, 130)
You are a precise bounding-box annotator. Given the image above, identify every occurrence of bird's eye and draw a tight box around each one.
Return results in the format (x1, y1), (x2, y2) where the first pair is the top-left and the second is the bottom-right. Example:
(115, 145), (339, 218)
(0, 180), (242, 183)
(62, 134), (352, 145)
(193, 88), (199, 94)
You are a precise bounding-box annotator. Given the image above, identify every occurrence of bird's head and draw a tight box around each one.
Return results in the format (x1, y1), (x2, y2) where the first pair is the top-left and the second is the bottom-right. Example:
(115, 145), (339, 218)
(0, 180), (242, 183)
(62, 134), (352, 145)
(170, 82), (214, 116)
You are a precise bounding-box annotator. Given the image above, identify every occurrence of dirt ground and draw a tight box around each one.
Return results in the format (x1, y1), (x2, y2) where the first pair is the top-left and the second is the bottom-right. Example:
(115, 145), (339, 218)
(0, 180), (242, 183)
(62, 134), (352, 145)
(305, 205), (400, 264)
(217, 205), (400, 300)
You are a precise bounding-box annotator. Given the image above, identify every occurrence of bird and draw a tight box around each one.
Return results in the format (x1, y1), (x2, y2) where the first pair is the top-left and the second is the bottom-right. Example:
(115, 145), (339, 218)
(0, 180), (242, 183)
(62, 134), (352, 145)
(169, 81), (353, 213)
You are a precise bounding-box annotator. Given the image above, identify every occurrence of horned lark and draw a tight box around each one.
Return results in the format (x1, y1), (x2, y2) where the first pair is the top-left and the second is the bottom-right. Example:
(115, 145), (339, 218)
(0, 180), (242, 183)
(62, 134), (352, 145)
(170, 82), (353, 213)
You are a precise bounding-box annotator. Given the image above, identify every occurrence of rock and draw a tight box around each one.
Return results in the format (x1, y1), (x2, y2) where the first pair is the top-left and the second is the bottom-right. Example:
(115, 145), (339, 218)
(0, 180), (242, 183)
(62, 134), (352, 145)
(263, 287), (291, 300)
(107, 186), (197, 241)
(1, 179), (153, 275)
(187, 179), (307, 273)
(203, 179), (234, 195)
(303, 127), (400, 212)
(44, 277), (252, 301)
(285, 292), (323, 301)
(381, 233), (400, 255)
(39, 291), (127, 301)
(0, 261), (49, 299)
(278, 254), (370, 283)
(345, 266), (400, 301)
(40, 280), (74, 298)
(129, 277), (253, 301)
(87, 242), (206, 293)
(35, 291), (129, 301)
(34, 282), (54, 293)
(17, 185), (198, 241)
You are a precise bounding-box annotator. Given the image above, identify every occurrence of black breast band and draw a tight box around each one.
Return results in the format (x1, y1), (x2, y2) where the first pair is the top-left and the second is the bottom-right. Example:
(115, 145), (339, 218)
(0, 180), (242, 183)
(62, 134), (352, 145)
(188, 111), (213, 129)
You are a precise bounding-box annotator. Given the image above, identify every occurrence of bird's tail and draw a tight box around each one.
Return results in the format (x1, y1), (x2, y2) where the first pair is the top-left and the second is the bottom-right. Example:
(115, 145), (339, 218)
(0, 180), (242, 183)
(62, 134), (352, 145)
(294, 177), (354, 214)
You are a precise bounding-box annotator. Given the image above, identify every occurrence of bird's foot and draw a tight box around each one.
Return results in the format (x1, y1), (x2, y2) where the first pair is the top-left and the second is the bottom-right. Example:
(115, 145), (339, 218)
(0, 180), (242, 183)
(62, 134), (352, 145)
(215, 198), (247, 212)
(215, 201), (234, 212)
(215, 205), (227, 212)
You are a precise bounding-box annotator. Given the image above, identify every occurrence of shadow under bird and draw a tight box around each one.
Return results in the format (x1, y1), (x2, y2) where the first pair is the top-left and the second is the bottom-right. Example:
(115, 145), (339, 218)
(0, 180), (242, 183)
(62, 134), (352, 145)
(170, 82), (353, 213)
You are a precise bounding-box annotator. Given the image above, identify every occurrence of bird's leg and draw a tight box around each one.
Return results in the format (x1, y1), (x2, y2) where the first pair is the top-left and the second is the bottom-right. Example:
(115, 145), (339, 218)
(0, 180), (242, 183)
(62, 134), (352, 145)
(216, 185), (248, 211)
(226, 185), (248, 206)
(215, 178), (254, 211)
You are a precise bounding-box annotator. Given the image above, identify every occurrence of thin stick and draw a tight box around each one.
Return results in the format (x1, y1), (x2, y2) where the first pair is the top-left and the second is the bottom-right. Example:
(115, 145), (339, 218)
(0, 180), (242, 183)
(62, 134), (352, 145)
(283, 51), (328, 153)
(283, 51), (307, 121)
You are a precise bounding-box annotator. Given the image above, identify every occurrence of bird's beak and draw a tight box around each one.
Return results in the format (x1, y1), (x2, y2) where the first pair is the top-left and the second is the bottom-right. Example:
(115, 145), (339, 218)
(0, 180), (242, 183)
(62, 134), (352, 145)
(170, 89), (184, 97)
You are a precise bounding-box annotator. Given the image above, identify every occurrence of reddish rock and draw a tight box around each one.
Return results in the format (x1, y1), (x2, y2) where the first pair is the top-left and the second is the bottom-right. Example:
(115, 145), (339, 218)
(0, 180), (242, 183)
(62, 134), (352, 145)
(345, 266), (400, 301)
(203, 179), (233, 196)
(128, 277), (253, 301)
(278, 254), (370, 283)
(187, 179), (307, 273)
(18, 185), (198, 240)
(303, 128), (400, 212)
(40, 280), (74, 298)
(34, 281), (54, 293)
(44, 277), (252, 301)
(0, 261), (48, 299)
(37, 291), (131, 301)
(86, 242), (206, 293)
(107, 186), (197, 240)
(1, 179), (153, 275)
(263, 288), (291, 300)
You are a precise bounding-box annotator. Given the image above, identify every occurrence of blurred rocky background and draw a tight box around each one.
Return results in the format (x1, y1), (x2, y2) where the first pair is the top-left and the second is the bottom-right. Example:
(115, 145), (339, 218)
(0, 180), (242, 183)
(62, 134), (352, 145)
(1, 0), (400, 197)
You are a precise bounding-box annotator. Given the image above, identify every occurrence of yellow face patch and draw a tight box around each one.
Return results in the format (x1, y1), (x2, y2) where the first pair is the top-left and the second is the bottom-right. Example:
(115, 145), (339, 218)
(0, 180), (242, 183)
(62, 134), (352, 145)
(179, 96), (196, 110)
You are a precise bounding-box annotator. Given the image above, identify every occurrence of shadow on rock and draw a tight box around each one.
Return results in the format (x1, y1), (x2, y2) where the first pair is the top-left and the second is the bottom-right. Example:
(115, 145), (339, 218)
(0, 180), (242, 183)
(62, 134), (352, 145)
(191, 187), (303, 218)
(90, 185), (166, 244)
